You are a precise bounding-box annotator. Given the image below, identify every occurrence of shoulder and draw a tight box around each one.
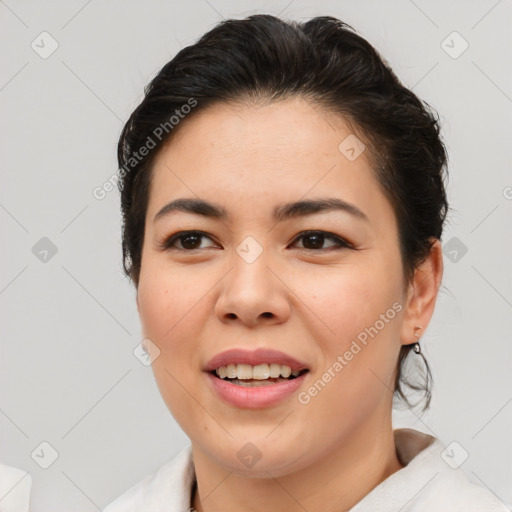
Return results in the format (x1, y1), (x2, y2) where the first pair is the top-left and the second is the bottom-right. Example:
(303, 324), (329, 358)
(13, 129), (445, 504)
(0, 463), (32, 512)
(103, 445), (194, 512)
(351, 429), (509, 511)
(394, 430), (509, 511)
(411, 462), (509, 511)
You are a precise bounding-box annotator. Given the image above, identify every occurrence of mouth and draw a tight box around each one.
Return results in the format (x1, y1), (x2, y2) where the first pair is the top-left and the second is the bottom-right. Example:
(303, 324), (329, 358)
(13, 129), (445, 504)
(204, 348), (310, 407)
(210, 364), (309, 387)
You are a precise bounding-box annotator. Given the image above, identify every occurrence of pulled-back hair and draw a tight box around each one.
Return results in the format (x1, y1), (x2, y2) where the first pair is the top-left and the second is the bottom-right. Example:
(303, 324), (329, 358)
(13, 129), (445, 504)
(117, 14), (449, 410)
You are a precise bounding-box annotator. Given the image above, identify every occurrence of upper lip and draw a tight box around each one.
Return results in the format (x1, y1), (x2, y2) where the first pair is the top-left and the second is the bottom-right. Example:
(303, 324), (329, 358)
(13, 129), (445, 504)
(205, 348), (309, 372)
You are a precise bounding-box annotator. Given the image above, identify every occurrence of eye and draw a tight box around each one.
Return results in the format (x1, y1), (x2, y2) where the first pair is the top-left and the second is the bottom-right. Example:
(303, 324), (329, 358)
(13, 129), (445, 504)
(158, 230), (218, 251)
(290, 230), (353, 251)
(157, 230), (353, 252)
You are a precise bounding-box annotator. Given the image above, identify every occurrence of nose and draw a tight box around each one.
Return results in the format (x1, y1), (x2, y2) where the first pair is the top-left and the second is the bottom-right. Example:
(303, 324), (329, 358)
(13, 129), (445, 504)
(214, 249), (291, 328)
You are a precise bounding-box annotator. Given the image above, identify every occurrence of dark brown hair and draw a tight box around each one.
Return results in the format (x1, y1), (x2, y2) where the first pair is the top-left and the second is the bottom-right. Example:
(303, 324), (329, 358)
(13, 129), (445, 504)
(117, 14), (449, 410)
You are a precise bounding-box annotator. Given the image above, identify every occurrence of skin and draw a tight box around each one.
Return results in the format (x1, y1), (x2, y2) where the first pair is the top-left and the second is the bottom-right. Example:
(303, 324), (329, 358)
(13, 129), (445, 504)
(135, 96), (444, 512)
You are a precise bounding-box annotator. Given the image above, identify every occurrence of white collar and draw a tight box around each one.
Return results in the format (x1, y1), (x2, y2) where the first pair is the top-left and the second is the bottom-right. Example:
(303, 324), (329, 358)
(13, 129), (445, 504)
(104, 428), (509, 511)
(0, 463), (32, 512)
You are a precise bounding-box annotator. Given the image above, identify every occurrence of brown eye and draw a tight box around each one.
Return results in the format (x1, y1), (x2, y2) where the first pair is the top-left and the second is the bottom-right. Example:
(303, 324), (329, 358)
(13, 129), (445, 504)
(291, 231), (352, 251)
(177, 233), (203, 250)
(159, 231), (218, 251)
(158, 230), (352, 252)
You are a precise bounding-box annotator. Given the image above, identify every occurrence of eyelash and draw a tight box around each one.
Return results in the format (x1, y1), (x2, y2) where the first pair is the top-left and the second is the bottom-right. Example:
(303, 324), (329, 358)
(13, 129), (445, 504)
(157, 230), (353, 252)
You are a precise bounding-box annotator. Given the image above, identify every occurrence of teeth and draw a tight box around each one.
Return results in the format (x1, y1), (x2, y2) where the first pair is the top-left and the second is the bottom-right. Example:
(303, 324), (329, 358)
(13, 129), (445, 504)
(214, 363), (302, 380)
(252, 364), (270, 380)
(280, 365), (291, 378)
(226, 364), (237, 379)
(269, 363), (281, 378)
(236, 364), (253, 380)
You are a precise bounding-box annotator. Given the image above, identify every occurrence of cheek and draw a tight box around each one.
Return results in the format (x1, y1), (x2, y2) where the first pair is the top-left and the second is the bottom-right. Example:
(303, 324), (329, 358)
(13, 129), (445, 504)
(137, 266), (207, 342)
(300, 265), (388, 343)
(137, 265), (216, 391)
(300, 261), (403, 385)
(137, 271), (206, 425)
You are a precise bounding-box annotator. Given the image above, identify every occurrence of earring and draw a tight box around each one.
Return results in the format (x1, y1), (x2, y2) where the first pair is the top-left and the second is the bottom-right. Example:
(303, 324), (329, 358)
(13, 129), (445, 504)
(413, 325), (422, 354)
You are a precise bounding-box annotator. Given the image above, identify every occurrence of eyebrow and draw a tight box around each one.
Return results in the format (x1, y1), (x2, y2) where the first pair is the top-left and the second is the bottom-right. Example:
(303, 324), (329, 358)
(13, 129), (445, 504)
(153, 197), (369, 224)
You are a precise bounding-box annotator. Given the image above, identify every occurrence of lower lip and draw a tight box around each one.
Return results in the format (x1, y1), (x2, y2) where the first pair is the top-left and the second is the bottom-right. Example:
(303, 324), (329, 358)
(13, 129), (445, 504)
(206, 372), (308, 409)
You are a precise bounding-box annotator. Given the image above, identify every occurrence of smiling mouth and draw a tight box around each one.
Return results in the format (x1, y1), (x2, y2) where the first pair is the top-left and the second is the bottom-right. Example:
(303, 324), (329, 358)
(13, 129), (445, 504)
(210, 363), (309, 387)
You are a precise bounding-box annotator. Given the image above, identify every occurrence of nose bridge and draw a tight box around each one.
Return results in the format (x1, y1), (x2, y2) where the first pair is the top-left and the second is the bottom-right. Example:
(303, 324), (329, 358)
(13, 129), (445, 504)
(238, 241), (270, 282)
(215, 236), (290, 325)
(228, 238), (274, 300)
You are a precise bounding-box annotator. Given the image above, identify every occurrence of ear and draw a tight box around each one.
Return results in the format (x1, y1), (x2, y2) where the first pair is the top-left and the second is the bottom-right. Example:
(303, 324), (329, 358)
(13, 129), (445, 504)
(400, 239), (444, 346)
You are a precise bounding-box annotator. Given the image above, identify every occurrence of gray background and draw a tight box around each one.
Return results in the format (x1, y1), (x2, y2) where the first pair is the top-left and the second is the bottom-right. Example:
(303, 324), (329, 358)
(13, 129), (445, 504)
(1, 0), (511, 509)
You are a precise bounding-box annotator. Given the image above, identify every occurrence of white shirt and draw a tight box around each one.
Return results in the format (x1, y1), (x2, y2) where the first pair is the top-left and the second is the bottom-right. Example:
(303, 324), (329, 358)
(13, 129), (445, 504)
(0, 463), (32, 512)
(104, 428), (509, 511)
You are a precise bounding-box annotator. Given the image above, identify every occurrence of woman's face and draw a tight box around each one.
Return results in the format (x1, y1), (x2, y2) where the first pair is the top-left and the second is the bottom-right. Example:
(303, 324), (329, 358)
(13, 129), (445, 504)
(137, 97), (420, 476)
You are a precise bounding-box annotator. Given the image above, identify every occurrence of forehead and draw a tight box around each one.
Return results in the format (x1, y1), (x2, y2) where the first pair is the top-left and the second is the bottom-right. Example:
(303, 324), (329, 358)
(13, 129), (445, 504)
(146, 97), (392, 228)
(159, 96), (365, 162)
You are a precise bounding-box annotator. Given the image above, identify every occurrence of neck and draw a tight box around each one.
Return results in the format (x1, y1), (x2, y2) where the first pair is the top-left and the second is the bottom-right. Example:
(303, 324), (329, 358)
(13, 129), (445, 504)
(191, 412), (403, 512)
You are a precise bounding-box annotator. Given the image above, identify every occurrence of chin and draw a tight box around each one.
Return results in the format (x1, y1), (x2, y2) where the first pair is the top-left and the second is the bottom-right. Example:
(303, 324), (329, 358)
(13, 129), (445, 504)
(200, 437), (307, 478)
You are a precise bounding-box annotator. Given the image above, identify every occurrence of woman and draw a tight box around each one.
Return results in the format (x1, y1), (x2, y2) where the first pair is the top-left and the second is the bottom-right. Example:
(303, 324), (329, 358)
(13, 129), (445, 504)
(105, 14), (507, 511)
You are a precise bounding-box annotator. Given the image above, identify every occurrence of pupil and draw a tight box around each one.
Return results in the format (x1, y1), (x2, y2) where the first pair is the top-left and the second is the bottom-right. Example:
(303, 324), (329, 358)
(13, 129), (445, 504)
(182, 235), (200, 249)
(304, 234), (323, 249)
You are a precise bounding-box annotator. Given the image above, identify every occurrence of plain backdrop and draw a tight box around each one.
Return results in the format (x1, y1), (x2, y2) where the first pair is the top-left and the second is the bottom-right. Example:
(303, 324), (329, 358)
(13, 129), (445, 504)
(1, 0), (511, 510)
